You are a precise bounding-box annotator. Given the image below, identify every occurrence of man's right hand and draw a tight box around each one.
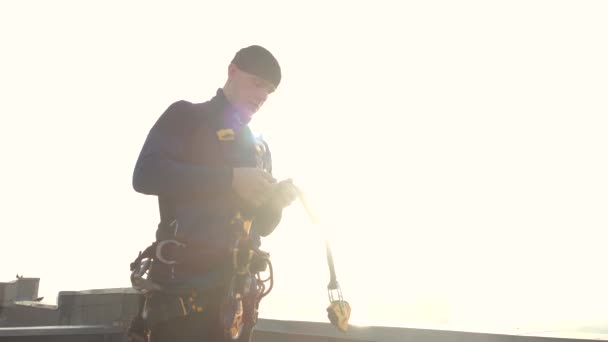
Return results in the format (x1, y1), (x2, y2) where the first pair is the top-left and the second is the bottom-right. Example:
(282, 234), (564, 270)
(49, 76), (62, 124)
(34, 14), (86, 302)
(232, 167), (275, 207)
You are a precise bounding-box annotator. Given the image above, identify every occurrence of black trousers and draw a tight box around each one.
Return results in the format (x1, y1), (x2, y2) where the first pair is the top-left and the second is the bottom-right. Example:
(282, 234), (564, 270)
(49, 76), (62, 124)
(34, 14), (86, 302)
(148, 309), (253, 342)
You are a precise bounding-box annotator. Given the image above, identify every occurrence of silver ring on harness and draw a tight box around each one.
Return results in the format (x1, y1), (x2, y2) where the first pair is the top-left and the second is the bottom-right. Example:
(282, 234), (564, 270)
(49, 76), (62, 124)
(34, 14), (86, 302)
(156, 240), (186, 265)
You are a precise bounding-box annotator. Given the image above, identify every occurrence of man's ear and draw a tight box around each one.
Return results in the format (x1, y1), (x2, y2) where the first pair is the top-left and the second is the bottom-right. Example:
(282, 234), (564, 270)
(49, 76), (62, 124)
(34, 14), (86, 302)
(228, 63), (239, 79)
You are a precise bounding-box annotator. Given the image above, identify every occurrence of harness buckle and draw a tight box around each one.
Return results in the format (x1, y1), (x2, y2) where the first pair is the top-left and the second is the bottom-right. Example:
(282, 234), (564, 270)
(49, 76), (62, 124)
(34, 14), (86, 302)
(130, 257), (162, 293)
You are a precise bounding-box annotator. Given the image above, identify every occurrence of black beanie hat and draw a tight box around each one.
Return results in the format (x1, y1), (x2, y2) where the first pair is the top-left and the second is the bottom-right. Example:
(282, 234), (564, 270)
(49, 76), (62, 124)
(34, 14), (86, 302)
(231, 45), (281, 89)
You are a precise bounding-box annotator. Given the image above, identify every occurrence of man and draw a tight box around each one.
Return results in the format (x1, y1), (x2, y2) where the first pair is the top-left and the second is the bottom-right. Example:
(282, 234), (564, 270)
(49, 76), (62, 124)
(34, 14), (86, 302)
(130, 45), (297, 341)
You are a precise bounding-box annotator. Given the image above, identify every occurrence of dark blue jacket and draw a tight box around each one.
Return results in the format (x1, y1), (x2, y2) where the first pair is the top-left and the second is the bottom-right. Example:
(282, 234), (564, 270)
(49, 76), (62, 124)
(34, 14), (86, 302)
(132, 89), (282, 286)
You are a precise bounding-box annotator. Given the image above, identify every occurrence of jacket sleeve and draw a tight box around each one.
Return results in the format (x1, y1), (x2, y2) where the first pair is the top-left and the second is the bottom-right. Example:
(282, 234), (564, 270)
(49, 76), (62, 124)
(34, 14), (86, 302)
(132, 101), (233, 198)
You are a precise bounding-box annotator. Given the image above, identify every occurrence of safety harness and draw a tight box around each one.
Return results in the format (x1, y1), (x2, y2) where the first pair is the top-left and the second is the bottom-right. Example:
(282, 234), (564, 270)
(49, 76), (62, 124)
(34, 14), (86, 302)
(129, 215), (274, 341)
(128, 187), (350, 341)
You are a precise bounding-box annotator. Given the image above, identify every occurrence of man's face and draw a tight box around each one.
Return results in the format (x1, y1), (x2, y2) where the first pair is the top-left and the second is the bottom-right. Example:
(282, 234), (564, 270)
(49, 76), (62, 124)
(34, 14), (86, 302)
(227, 64), (276, 117)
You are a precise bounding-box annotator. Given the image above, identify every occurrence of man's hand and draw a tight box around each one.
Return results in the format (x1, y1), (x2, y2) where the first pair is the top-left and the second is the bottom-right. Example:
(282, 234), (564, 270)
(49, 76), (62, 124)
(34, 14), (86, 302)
(267, 179), (298, 209)
(232, 167), (275, 207)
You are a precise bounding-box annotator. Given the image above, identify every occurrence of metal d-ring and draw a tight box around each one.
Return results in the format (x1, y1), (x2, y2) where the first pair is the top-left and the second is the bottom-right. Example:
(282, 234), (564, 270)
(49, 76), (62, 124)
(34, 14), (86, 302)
(156, 239), (185, 265)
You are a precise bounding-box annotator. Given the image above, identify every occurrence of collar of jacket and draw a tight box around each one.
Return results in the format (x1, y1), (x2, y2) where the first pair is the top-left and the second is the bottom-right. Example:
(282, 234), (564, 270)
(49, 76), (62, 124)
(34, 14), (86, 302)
(209, 88), (251, 131)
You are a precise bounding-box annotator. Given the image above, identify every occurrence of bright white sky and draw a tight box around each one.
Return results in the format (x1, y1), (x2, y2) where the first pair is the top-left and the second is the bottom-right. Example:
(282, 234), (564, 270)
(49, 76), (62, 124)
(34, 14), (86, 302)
(1, 0), (607, 335)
